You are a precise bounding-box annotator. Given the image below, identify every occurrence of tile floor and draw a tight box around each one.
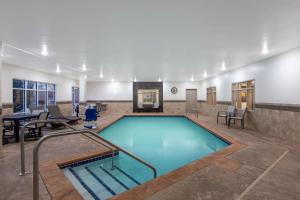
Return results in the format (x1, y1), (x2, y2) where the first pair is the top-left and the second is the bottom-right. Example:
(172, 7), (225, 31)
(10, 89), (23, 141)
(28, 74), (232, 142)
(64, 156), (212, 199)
(0, 113), (299, 200)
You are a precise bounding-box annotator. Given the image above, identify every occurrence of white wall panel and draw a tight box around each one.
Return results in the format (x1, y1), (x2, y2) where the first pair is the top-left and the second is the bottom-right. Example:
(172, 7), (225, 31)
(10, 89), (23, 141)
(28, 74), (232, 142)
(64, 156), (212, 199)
(86, 81), (133, 100)
(1, 63), (78, 103)
(199, 48), (300, 104)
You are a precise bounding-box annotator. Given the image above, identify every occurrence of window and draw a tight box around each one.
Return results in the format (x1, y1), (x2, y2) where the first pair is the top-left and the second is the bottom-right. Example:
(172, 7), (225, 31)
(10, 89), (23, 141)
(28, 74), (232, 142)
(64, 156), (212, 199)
(137, 89), (159, 105)
(207, 86), (216, 105)
(47, 84), (56, 106)
(13, 80), (25, 113)
(12, 79), (56, 113)
(232, 80), (255, 110)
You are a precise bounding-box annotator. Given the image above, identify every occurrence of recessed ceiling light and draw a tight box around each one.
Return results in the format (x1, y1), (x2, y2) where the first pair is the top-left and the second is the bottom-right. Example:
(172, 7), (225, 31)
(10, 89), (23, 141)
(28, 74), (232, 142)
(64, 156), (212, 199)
(262, 41), (269, 54)
(158, 77), (162, 82)
(41, 44), (48, 56)
(203, 71), (208, 78)
(261, 49), (269, 54)
(82, 64), (87, 71)
(222, 62), (226, 71)
(56, 64), (61, 73)
(191, 76), (194, 82)
(99, 71), (103, 78)
(133, 76), (137, 82)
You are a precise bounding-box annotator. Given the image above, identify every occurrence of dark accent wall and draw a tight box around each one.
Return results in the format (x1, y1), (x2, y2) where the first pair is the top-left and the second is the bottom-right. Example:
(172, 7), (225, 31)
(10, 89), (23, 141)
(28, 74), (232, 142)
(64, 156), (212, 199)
(133, 82), (163, 112)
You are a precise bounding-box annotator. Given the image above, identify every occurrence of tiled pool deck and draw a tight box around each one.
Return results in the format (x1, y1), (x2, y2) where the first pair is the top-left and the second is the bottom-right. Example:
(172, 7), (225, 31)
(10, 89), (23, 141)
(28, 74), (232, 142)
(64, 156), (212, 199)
(1, 113), (300, 200)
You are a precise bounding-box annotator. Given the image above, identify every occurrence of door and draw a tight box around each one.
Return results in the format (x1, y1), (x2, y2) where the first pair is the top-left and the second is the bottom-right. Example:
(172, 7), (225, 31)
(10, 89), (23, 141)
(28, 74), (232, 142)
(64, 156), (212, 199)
(186, 89), (197, 113)
(72, 87), (79, 115)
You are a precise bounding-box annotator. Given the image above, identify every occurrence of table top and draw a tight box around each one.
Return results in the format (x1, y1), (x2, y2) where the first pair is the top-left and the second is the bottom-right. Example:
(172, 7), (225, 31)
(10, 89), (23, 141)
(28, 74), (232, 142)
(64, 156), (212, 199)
(2, 113), (39, 120)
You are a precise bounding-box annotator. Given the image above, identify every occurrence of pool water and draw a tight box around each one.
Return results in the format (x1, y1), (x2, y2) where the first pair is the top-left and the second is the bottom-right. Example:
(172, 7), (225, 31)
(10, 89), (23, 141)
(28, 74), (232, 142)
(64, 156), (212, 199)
(63, 116), (229, 200)
(100, 116), (228, 176)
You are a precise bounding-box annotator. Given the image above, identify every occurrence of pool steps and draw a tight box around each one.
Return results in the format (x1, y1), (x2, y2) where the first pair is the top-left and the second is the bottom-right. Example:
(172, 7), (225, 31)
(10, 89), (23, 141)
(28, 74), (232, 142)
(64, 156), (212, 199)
(63, 153), (146, 200)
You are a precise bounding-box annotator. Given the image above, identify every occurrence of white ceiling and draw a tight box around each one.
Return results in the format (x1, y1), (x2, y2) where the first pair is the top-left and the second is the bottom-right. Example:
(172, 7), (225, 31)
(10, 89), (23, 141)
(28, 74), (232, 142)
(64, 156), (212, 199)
(1, 0), (300, 81)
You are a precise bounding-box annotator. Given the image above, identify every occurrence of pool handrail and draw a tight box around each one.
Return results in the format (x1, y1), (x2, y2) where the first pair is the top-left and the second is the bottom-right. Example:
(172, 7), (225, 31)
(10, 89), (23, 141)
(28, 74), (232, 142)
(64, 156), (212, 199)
(31, 129), (157, 200)
(20, 119), (77, 176)
(20, 119), (121, 176)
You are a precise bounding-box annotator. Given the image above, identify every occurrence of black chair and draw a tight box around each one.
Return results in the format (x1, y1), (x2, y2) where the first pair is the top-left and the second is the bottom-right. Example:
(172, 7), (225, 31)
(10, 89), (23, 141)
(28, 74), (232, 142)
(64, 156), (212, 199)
(2, 121), (14, 144)
(217, 106), (236, 124)
(228, 108), (248, 129)
(25, 112), (49, 140)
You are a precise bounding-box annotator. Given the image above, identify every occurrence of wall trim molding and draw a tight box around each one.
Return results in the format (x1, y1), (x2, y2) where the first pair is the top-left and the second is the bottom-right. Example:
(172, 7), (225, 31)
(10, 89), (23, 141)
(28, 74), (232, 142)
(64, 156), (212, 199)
(216, 101), (232, 105)
(255, 103), (300, 112)
(86, 100), (133, 103)
(2, 103), (13, 108)
(199, 100), (300, 112)
(164, 100), (186, 103)
(56, 101), (72, 104)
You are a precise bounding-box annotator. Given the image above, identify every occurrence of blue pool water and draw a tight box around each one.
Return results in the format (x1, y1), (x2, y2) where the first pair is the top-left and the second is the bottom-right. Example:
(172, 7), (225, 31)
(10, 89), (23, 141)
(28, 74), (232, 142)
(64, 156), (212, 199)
(63, 116), (229, 200)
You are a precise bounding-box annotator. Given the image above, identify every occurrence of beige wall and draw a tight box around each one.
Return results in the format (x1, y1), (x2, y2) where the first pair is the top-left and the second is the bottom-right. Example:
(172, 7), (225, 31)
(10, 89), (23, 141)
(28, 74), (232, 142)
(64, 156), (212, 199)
(163, 101), (186, 114)
(197, 102), (300, 143)
(86, 101), (133, 114)
(86, 101), (187, 115)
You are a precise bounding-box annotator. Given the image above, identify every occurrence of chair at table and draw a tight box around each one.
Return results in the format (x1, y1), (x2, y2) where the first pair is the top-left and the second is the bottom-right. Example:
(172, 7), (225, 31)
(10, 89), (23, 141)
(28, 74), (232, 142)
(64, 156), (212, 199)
(2, 121), (14, 144)
(24, 112), (49, 140)
(217, 106), (236, 124)
(29, 105), (45, 115)
(228, 108), (248, 129)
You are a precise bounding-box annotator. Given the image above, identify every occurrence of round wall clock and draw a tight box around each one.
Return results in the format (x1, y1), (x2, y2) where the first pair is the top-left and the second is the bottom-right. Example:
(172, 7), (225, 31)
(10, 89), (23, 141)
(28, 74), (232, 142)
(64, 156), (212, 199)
(171, 87), (178, 94)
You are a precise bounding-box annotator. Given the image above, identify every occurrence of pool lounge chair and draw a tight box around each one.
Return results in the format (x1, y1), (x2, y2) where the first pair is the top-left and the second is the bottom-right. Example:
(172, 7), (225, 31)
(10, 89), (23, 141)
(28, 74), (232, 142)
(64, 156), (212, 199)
(48, 105), (80, 124)
(24, 112), (49, 140)
(217, 105), (236, 124)
(228, 108), (248, 129)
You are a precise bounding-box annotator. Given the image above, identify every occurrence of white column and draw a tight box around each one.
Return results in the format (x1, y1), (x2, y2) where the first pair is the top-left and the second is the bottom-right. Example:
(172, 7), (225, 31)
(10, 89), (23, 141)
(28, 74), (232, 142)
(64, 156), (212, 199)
(79, 75), (87, 103)
(0, 41), (3, 146)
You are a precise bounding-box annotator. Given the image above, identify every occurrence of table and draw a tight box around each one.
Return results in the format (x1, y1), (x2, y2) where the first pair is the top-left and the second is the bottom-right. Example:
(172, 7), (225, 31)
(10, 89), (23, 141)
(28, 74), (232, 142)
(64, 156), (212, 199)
(2, 114), (39, 143)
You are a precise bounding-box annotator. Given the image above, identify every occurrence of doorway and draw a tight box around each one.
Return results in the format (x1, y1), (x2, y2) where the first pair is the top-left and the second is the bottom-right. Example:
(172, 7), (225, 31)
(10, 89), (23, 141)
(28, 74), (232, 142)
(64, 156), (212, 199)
(72, 87), (79, 115)
(186, 89), (197, 113)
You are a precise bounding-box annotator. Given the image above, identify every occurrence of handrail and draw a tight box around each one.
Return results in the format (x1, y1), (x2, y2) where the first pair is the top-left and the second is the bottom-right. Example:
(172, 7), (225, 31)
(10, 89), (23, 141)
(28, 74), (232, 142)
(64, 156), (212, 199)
(20, 119), (117, 175)
(83, 130), (157, 179)
(32, 130), (157, 200)
(20, 119), (76, 176)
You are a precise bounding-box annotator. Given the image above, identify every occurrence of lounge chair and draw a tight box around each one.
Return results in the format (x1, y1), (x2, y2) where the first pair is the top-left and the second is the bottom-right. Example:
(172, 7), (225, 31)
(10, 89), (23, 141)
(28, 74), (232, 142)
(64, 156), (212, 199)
(48, 105), (80, 124)
(25, 112), (49, 140)
(228, 108), (248, 129)
(217, 106), (236, 124)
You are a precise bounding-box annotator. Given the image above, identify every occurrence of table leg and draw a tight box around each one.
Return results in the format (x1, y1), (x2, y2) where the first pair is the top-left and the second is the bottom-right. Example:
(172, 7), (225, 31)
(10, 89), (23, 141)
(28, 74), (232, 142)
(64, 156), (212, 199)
(14, 120), (20, 143)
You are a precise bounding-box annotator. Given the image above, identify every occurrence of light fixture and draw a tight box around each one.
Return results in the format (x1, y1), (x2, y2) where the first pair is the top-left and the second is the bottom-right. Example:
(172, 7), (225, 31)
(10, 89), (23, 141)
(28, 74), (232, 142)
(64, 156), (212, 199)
(133, 76), (137, 82)
(261, 41), (269, 54)
(82, 64), (87, 71)
(203, 71), (207, 78)
(41, 44), (48, 56)
(56, 64), (61, 73)
(99, 71), (103, 78)
(158, 77), (162, 82)
(190, 76), (194, 82)
(111, 77), (114, 82)
(222, 62), (226, 71)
